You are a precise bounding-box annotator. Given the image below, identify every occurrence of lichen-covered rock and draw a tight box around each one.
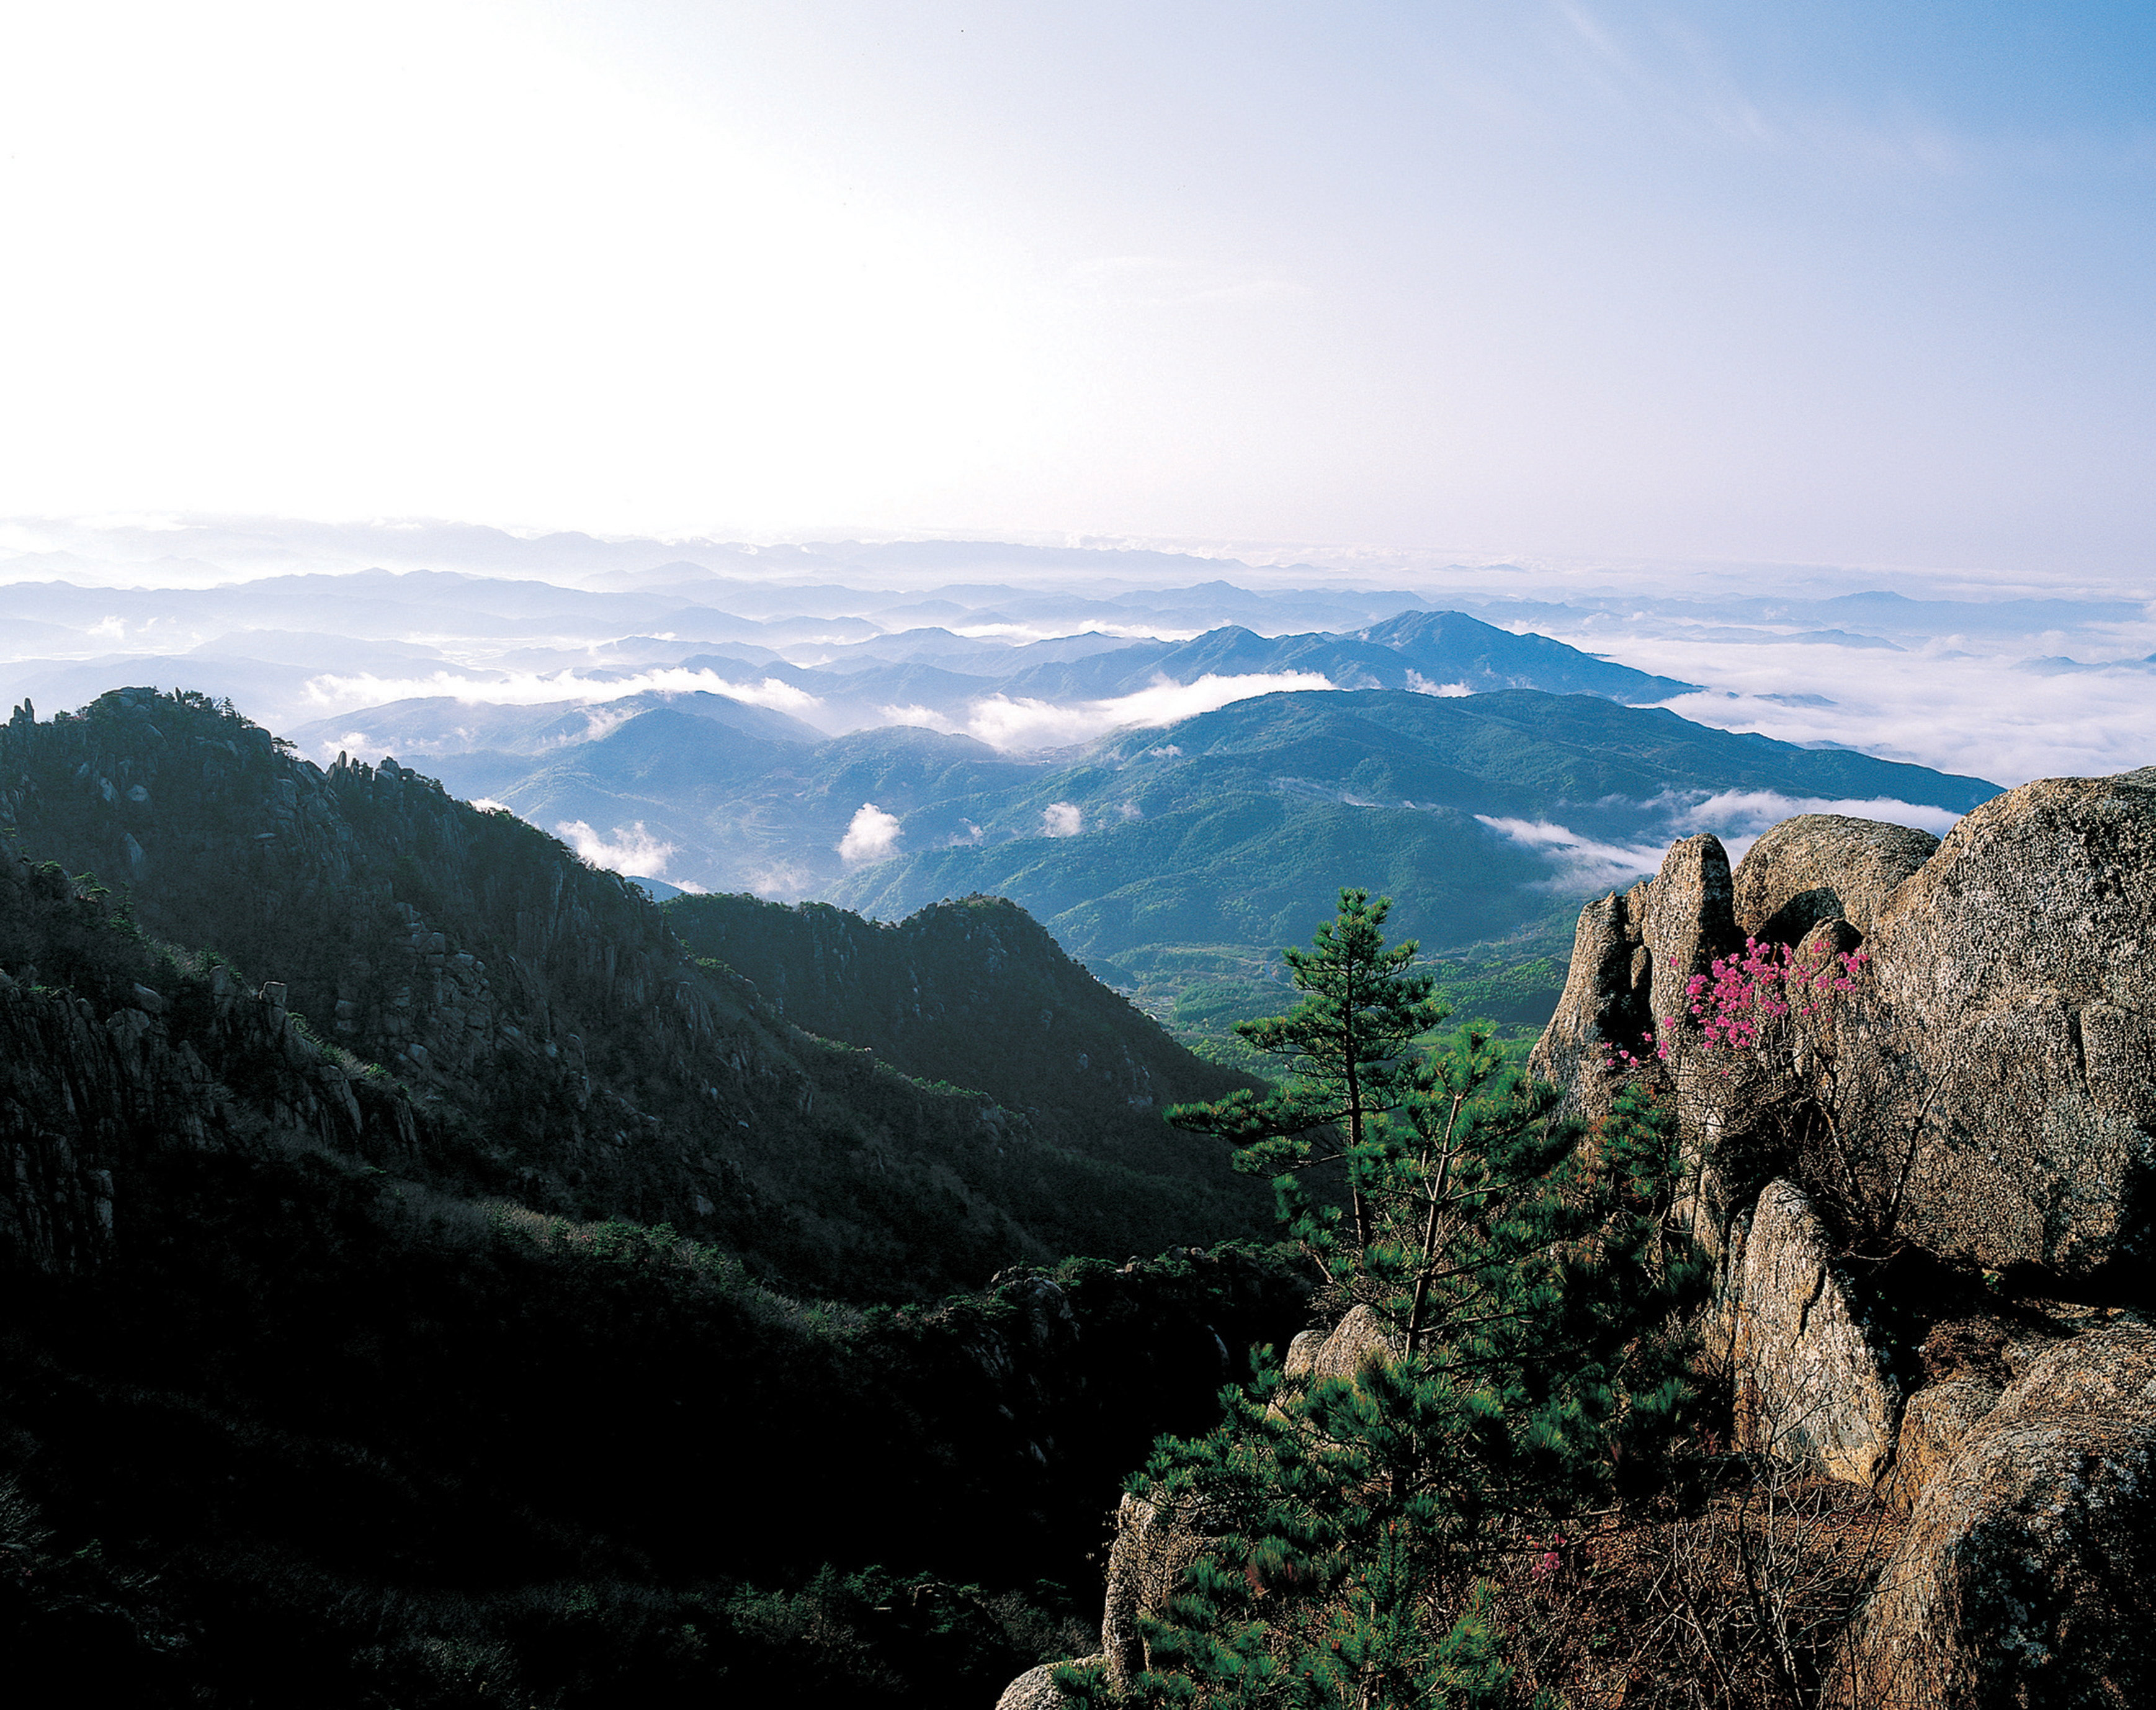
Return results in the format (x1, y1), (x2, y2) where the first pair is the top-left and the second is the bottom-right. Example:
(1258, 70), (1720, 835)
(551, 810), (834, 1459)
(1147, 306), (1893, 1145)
(1730, 814), (1939, 946)
(1831, 1317), (2156, 1708)
(1724, 1180), (1900, 1483)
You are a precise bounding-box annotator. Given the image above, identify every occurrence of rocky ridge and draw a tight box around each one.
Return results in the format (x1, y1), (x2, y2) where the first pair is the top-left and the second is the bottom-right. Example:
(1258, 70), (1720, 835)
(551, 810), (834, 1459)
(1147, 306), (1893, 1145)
(1003, 771), (2155, 1706)
(1530, 771), (2156, 1701)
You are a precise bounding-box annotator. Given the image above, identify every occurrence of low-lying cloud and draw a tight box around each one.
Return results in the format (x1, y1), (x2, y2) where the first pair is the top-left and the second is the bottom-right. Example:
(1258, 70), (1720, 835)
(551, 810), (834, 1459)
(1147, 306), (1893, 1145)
(1475, 817), (1670, 889)
(1653, 789), (1968, 851)
(303, 665), (823, 718)
(555, 818), (678, 877)
(1480, 786), (1977, 892)
(964, 671), (1340, 751)
(837, 802), (903, 864)
(1042, 801), (1083, 837)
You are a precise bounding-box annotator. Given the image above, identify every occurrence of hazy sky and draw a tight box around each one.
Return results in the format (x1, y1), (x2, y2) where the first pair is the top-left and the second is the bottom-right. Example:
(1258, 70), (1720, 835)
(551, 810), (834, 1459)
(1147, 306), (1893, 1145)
(3, 2), (2151, 574)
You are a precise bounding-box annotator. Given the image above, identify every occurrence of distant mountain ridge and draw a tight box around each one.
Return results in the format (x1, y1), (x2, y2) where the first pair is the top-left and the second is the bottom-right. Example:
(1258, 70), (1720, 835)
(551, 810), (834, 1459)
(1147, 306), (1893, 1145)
(825, 687), (2000, 982)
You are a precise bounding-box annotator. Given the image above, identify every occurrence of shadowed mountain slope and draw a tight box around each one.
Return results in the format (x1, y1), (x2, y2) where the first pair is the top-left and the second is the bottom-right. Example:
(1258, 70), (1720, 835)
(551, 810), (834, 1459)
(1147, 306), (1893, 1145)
(664, 891), (1250, 1165)
(0, 687), (1268, 1300)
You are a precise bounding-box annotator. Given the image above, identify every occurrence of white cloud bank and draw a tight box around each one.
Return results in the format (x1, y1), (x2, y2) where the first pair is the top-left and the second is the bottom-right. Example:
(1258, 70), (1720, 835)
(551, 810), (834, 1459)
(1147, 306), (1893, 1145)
(303, 666), (821, 718)
(1474, 817), (1671, 889)
(1479, 789), (1975, 891)
(1042, 801), (1083, 837)
(837, 802), (903, 864)
(960, 670), (1340, 751)
(556, 818), (678, 876)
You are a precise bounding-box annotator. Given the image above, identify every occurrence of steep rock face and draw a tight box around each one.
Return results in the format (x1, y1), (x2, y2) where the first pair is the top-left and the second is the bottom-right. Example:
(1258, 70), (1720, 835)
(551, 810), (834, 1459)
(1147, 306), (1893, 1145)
(1526, 888), (1652, 1103)
(1639, 833), (1742, 1037)
(1100, 1490), (1223, 1691)
(1859, 769), (2156, 1278)
(1832, 1317), (2156, 1708)
(1528, 834), (1741, 1116)
(1537, 770), (2156, 1279)
(1729, 814), (1939, 945)
(1720, 1180), (1900, 1484)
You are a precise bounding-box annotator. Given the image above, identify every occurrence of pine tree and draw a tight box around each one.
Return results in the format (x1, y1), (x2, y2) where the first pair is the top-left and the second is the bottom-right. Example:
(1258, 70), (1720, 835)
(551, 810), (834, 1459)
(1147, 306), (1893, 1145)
(1069, 898), (1704, 1708)
(1166, 889), (1447, 1251)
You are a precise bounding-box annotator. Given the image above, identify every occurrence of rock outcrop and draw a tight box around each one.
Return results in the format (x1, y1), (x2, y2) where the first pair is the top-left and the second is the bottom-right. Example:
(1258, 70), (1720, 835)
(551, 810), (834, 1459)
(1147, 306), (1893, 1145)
(1720, 1180), (1900, 1484)
(1529, 833), (1742, 1116)
(1530, 771), (2156, 1704)
(1282, 1302), (1397, 1385)
(1831, 1317), (2156, 1707)
(1730, 813), (1939, 945)
(1858, 769), (2156, 1279)
(1542, 771), (2156, 1279)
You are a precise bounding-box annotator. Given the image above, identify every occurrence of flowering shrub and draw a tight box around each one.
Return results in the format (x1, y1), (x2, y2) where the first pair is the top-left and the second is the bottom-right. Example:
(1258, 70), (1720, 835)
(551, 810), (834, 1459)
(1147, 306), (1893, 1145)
(1684, 936), (1869, 1052)
(1598, 936), (1869, 1077)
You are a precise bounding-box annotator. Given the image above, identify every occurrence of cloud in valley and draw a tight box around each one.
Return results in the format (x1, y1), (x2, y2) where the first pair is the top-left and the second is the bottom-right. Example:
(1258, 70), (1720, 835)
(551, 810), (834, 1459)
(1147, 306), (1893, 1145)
(1653, 789), (1969, 850)
(838, 802), (903, 864)
(1475, 817), (1669, 889)
(555, 818), (678, 876)
(302, 666), (823, 720)
(964, 671), (1340, 751)
(1042, 802), (1083, 837)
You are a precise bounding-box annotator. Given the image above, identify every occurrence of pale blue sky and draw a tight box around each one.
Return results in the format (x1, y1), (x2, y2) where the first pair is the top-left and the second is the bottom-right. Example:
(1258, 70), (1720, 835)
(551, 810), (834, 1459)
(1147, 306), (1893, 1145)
(1, 1), (2150, 576)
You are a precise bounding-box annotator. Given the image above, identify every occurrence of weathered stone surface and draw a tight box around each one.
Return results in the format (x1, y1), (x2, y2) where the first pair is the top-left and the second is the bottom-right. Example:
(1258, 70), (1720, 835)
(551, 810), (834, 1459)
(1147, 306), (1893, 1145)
(1639, 834), (1741, 1041)
(1883, 1375), (2000, 1516)
(1528, 887), (1652, 1101)
(1730, 814), (1939, 946)
(1832, 1317), (2156, 1708)
(1281, 1326), (1325, 1379)
(1101, 1490), (1222, 1690)
(996, 1657), (1102, 1709)
(1300, 1303), (1397, 1384)
(1857, 769), (2156, 1277)
(1724, 1180), (1900, 1483)
(1537, 769), (2156, 1279)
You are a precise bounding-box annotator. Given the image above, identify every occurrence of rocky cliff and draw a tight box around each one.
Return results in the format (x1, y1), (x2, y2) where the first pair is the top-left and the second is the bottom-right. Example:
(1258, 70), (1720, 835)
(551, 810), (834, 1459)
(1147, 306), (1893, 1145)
(1529, 768), (2156, 1703)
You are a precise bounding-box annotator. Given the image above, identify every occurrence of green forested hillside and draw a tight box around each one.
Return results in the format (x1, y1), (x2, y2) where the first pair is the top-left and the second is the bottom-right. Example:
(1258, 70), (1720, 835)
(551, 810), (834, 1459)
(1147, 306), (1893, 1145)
(0, 689), (1268, 1300)
(664, 890), (1264, 1171)
(0, 688), (1317, 1705)
(828, 688), (1999, 985)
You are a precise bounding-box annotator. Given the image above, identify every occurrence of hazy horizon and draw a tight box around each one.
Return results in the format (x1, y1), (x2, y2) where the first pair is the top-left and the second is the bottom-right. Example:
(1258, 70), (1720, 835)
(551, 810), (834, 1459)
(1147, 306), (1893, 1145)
(4, 4), (2154, 571)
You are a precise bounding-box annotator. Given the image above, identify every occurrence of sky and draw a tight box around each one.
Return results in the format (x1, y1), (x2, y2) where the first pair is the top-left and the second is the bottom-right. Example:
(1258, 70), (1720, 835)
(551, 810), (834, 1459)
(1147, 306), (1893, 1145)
(2, 1), (2152, 576)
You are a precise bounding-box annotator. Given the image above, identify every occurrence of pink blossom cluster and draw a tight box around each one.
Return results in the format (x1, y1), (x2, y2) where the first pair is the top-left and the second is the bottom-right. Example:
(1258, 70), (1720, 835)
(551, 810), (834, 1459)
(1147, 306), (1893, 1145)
(1530, 1532), (1563, 1583)
(1684, 936), (1869, 1051)
(1597, 1028), (1668, 1075)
